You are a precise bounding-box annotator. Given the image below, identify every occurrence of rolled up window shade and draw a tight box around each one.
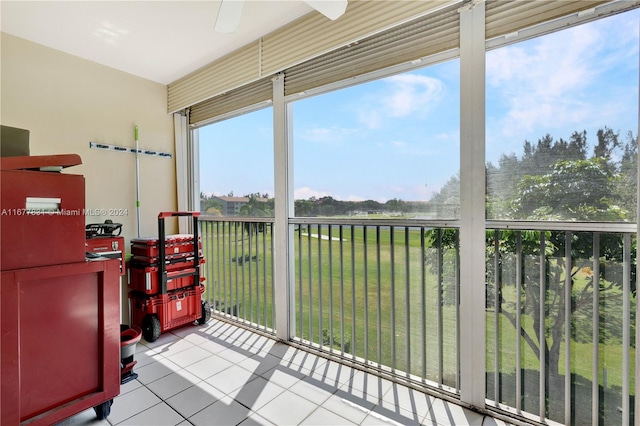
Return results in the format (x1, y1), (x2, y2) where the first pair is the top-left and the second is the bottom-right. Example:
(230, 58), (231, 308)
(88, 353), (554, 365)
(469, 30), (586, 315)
(284, 3), (460, 97)
(189, 76), (273, 127)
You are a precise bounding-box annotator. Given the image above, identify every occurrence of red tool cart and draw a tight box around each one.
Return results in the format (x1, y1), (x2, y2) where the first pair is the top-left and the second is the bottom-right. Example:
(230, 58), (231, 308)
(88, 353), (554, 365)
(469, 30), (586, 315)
(129, 212), (210, 342)
(0, 154), (121, 425)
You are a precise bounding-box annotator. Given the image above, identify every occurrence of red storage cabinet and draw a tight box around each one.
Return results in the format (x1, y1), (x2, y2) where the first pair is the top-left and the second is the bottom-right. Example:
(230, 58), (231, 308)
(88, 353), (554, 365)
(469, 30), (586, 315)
(1, 259), (120, 425)
(0, 155), (86, 270)
(1, 154), (121, 424)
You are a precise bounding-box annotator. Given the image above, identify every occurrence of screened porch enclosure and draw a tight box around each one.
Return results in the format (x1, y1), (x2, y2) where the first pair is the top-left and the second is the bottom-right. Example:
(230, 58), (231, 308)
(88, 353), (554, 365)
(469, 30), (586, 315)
(199, 219), (636, 425)
(179, 1), (640, 425)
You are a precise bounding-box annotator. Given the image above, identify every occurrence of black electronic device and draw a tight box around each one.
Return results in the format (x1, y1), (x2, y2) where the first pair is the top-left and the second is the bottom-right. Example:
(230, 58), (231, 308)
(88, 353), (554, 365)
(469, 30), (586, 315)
(86, 220), (123, 239)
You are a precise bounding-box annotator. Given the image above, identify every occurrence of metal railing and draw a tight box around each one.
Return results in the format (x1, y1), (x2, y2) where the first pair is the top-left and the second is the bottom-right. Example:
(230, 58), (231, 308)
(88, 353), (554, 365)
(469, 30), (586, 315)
(199, 217), (636, 425)
(485, 221), (636, 426)
(200, 218), (276, 334)
(289, 218), (460, 397)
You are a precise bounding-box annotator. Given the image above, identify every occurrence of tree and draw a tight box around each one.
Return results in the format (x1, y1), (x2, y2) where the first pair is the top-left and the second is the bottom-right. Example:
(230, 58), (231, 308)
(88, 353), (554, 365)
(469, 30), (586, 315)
(427, 128), (637, 412)
(512, 158), (626, 221)
(200, 193), (223, 215)
(295, 198), (315, 217)
(593, 126), (620, 160)
(618, 130), (638, 222)
(239, 193), (273, 217)
(428, 173), (460, 218)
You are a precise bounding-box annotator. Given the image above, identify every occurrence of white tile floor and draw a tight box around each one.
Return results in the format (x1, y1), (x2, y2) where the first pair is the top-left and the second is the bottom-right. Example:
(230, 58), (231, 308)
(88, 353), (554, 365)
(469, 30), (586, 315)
(58, 319), (507, 426)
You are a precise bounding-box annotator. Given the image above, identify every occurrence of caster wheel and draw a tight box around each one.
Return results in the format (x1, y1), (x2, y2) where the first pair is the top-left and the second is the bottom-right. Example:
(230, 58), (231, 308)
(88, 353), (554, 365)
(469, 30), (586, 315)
(93, 399), (113, 420)
(141, 315), (161, 342)
(198, 300), (211, 324)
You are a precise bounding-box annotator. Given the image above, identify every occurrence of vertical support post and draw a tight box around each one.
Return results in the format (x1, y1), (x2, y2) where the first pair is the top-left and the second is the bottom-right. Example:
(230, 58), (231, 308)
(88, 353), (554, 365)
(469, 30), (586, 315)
(308, 228), (313, 341)
(437, 229), (444, 386)
(421, 227), (427, 381)
(298, 227), (303, 337)
(390, 226), (396, 371)
(377, 226), (382, 366)
(539, 232), (546, 422)
(364, 226), (369, 363)
(458, 0), (486, 408)
(493, 229), (500, 405)
(191, 125), (200, 227)
(564, 232), (572, 426)
(592, 233), (600, 426)
(515, 232), (522, 413)
(318, 224), (324, 345)
(623, 233), (631, 426)
(635, 18), (640, 425)
(339, 225), (345, 354)
(273, 73), (295, 340)
(134, 125), (141, 238)
(351, 225), (357, 359)
(173, 112), (190, 233)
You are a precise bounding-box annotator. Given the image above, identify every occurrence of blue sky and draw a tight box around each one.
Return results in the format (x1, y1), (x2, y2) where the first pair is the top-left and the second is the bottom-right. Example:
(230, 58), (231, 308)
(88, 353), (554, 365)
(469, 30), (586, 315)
(199, 9), (639, 203)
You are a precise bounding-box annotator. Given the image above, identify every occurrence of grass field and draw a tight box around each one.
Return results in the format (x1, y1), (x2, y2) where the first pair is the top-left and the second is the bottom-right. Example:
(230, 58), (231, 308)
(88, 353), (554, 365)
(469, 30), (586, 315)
(201, 221), (635, 423)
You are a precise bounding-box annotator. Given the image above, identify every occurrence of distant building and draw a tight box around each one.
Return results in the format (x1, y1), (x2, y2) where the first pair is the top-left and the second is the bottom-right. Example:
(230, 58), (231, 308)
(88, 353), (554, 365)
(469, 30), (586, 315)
(213, 196), (267, 216)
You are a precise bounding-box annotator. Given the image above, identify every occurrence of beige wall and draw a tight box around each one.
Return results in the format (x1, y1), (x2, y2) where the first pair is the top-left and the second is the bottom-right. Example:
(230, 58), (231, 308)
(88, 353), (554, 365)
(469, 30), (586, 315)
(1, 33), (177, 239)
(1, 33), (178, 323)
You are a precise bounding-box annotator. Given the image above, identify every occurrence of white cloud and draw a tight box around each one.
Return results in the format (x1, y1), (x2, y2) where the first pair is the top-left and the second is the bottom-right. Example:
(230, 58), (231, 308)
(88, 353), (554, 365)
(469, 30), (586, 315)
(486, 15), (636, 141)
(356, 73), (445, 129)
(382, 74), (444, 117)
(358, 109), (382, 129)
(294, 186), (329, 199)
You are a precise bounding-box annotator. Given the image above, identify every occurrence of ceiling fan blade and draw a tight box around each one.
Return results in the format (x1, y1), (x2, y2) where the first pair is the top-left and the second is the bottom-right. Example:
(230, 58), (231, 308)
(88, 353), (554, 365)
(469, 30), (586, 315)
(214, 0), (245, 33)
(303, 0), (348, 20)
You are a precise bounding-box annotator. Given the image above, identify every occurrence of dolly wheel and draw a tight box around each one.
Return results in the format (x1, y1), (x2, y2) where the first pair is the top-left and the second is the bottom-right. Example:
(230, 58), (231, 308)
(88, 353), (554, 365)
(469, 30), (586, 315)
(141, 315), (161, 342)
(93, 399), (113, 420)
(198, 300), (211, 324)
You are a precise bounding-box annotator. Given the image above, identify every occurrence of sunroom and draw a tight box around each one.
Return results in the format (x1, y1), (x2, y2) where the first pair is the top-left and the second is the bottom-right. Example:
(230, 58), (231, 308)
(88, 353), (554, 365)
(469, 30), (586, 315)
(2, 1), (638, 425)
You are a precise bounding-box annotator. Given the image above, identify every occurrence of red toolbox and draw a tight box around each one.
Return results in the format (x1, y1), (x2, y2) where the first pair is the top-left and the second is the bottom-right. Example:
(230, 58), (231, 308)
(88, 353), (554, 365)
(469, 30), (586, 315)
(86, 221), (126, 275)
(130, 252), (204, 273)
(129, 264), (204, 295)
(128, 212), (211, 342)
(86, 236), (126, 275)
(130, 234), (202, 257)
(130, 285), (209, 342)
(128, 212), (204, 296)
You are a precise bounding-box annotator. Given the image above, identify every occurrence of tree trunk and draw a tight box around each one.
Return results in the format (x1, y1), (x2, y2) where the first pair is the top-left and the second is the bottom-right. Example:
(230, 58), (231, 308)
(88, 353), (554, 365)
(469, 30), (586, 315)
(545, 335), (565, 418)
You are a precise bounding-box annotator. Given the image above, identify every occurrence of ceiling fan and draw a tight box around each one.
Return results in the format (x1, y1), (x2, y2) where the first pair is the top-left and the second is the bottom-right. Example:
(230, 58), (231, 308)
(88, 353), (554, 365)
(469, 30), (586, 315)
(214, 0), (348, 33)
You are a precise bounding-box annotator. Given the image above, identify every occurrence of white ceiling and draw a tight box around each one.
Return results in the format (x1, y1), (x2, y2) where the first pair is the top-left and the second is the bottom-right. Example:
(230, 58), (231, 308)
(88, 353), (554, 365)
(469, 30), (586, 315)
(0, 1), (317, 85)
